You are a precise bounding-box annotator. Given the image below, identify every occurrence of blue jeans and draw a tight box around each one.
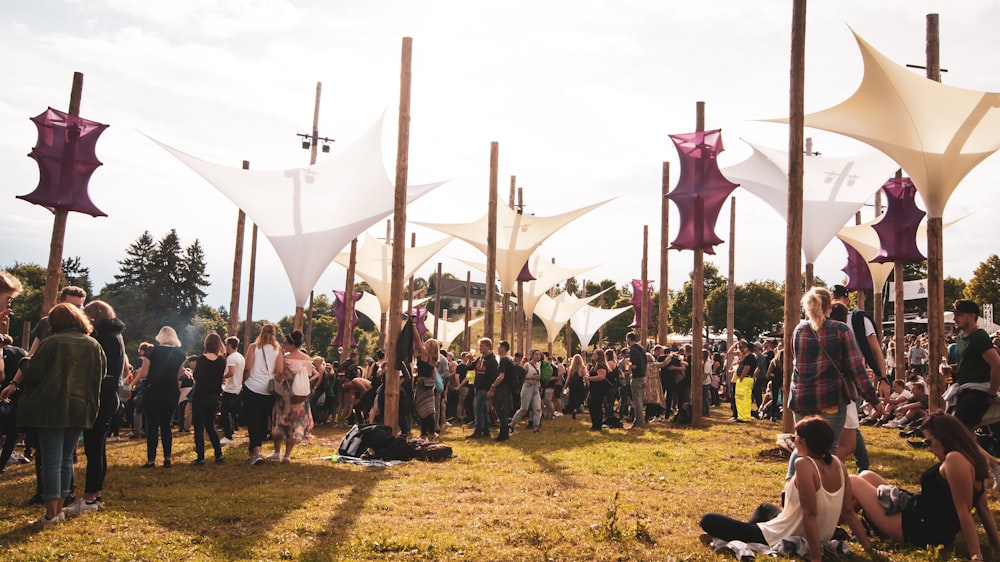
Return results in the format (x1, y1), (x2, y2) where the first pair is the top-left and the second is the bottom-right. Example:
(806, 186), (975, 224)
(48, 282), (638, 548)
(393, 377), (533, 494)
(37, 428), (81, 500)
(474, 389), (490, 436)
(786, 402), (847, 479)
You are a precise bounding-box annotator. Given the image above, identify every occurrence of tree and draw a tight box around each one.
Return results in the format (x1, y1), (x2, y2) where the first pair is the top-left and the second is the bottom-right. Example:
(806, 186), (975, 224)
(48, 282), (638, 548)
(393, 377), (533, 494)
(965, 254), (1000, 323)
(706, 280), (784, 340)
(61, 256), (93, 297)
(943, 277), (967, 311)
(669, 263), (725, 335)
(2, 259), (94, 348)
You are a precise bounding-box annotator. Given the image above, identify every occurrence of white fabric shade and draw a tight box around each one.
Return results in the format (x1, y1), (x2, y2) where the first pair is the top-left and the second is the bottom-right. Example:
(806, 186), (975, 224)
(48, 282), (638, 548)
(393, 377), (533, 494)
(422, 311), (484, 349)
(722, 140), (898, 263)
(570, 302), (634, 350)
(520, 254), (595, 321)
(414, 200), (610, 293)
(150, 115), (446, 306)
(334, 232), (452, 313)
(534, 289), (607, 344)
(354, 291), (384, 326)
(795, 31), (1000, 217)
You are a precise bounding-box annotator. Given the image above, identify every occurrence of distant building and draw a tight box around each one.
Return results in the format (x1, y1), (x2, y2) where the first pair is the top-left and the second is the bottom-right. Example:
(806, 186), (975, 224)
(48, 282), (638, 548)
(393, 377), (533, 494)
(427, 277), (490, 312)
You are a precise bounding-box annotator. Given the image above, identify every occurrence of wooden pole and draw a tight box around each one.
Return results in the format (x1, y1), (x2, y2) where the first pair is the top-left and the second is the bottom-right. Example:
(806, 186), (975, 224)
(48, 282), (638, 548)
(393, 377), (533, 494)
(243, 224), (258, 350)
(293, 82), (325, 332)
(659, 162), (671, 343)
(464, 271), (472, 350)
(894, 262), (905, 380)
(924, 13), (945, 412)
(227, 161), (249, 337)
(379, 221), (391, 349)
(342, 237), (358, 350)
(517, 188), (527, 354)
(407, 233), (416, 315)
(640, 225), (649, 345)
(854, 212), (866, 312)
(727, 197), (736, 356)
(690, 101), (706, 427)
(40, 72), (85, 316)
(433, 262), (442, 339)
(873, 190), (884, 340)
(305, 291), (314, 352)
(383, 37), (412, 435)
(484, 142), (499, 342)
(784, 0), (806, 434)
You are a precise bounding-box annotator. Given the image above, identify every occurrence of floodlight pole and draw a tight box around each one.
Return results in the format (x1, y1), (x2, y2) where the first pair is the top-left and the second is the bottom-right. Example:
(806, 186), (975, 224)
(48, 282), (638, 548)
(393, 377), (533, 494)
(40, 72), (84, 316)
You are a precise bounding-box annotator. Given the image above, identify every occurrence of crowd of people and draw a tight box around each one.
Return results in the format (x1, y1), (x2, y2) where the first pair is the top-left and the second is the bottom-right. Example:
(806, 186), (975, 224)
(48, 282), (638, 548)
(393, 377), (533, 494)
(2, 270), (1000, 558)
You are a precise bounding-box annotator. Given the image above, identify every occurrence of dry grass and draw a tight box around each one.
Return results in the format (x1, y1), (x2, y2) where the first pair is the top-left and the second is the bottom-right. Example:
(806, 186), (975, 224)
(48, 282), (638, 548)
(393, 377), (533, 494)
(1, 407), (997, 561)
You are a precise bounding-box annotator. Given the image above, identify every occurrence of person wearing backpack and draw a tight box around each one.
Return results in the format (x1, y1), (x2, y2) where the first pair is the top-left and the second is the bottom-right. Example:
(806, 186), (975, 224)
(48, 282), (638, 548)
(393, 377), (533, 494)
(510, 349), (543, 432)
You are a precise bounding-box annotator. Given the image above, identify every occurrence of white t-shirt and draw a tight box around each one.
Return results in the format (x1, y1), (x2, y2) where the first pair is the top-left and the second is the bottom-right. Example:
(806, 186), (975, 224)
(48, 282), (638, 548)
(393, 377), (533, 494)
(244, 345), (279, 395)
(223, 351), (245, 394)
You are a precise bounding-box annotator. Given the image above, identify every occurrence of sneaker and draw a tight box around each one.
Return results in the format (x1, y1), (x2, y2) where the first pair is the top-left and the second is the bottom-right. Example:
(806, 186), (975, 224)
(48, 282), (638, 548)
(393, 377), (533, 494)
(280, 456), (291, 463)
(105, 436), (120, 443)
(11, 451), (30, 464)
(992, 464), (1000, 491)
(882, 419), (903, 429)
(265, 452), (281, 460)
(214, 456), (225, 464)
(219, 438), (233, 447)
(249, 454), (264, 466)
(63, 499), (101, 516)
(33, 511), (65, 526)
(191, 459), (206, 466)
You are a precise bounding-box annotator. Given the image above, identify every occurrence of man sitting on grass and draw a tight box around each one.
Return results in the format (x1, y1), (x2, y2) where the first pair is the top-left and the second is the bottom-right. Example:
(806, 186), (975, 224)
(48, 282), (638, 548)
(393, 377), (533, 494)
(882, 382), (928, 429)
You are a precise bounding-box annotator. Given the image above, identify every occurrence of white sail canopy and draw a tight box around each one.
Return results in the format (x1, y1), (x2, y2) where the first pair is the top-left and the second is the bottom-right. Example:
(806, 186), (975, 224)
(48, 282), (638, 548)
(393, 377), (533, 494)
(796, 31), (1000, 217)
(414, 200), (610, 293)
(423, 311), (484, 349)
(570, 302), (633, 350)
(521, 254), (595, 321)
(534, 289), (607, 344)
(151, 115), (446, 306)
(335, 232), (451, 312)
(722, 140), (898, 263)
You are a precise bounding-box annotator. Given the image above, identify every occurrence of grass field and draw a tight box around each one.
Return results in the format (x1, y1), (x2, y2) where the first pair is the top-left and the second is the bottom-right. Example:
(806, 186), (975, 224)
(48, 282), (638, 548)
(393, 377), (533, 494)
(1, 406), (997, 561)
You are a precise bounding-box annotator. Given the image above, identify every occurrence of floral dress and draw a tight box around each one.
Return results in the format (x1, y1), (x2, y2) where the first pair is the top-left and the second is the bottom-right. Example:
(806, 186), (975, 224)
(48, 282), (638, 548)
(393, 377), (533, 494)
(272, 358), (314, 444)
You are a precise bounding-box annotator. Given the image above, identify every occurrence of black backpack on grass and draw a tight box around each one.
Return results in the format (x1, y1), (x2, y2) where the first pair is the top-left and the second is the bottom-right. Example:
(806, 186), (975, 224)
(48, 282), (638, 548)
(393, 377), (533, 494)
(339, 424), (414, 461)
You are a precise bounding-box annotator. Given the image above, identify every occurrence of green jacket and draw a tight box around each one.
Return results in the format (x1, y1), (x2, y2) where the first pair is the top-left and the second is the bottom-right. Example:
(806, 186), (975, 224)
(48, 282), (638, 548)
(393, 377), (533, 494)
(18, 330), (106, 429)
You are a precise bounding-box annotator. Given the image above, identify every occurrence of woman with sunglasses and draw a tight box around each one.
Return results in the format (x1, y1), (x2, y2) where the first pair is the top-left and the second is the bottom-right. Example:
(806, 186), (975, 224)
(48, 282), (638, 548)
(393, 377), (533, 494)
(850, 412), (999, 561)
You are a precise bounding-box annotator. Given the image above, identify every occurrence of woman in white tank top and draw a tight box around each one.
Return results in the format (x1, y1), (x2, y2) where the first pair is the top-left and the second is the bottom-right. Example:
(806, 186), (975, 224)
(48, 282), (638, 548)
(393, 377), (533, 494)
(699, 416), (872, 560)
(242, 324), (283, 466)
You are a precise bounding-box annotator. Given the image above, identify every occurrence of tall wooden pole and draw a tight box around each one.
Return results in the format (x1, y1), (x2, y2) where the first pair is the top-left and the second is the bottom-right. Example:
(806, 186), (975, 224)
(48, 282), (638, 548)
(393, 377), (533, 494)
(659, 162), (671, 343)
(342, 237), (358, 349)
(383, 37), (412, 435)
(783, 0), (807, 434)
(407, 233), (416, 315)
(484, 142), (499, 342)
(502, 176), (516, 345)
(690, 101), (706, 427)
(894, 262), (905, 380)
(464, 271), (472, 350)
(243, 224), (258, 350)
(379, 221), (391, 349)
(727, 197), (736, 356)
(854, 212), (866, 312)
(433, 262), (442, 339)
(40, 72), (85, 316)
(640, 225), (649, 345)
(924, 13), (945, 411)
(294, 82), (324, 331)
(873, 190), (884, 340)
(228, 161), (249, 337)
(305, 291), (314, 352)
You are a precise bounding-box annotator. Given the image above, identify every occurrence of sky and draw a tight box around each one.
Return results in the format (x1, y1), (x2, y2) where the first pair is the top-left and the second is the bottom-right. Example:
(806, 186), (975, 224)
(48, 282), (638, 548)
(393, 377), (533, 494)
(2, 1), (999, 327)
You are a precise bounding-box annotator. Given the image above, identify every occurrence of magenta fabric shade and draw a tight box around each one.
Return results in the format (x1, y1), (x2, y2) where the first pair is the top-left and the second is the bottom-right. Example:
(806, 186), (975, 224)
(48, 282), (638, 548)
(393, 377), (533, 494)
(870, 177), (926, 264)
(409, 307), (429, 352)
(330, 290), (362, 348)
(840, 239), (874, 292)
(666, 129), (739, 254)
(628, 279), (655, 329)
(19, 107), (109, 217)
(516, 261), (536, 282)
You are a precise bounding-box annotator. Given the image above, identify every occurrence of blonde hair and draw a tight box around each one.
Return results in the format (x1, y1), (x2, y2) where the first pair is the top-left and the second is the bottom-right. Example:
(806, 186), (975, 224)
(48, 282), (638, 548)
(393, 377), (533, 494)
(801, 287), (832, 332)
(569, 354), (586, 374)
(427, 338), (441, 363)
(155, 326), (182, 347)
(254, 323), (279, 349)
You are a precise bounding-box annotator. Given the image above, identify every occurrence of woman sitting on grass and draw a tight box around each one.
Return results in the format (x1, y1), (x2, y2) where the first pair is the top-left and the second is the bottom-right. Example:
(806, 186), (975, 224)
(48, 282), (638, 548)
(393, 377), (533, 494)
(850, 412), (1000, 561)
(699, 416), (871, 561)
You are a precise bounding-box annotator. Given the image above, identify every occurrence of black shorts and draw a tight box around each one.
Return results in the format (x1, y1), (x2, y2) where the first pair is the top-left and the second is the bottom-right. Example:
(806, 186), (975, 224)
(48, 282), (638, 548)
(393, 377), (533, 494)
(951, 389), (989, 429)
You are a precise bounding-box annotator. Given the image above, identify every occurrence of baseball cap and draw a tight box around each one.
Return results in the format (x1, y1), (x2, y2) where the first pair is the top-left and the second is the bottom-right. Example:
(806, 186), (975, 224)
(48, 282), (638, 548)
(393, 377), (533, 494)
(951, 300), (979, 316)
(831, 284), (849, 298)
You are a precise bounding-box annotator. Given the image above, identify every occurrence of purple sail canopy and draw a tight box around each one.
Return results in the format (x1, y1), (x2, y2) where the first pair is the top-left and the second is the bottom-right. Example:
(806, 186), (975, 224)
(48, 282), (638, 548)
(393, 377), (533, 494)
(409, 307), (429, 352)
(18, 107), (109, 217)
(666, 129), (739, 254)
(840, 239), (874, 292)
(871, 177), (926, 263)
(628, 279), (655, 329)
(330, 290), (361, 348)
(516, 261), (536, 282)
